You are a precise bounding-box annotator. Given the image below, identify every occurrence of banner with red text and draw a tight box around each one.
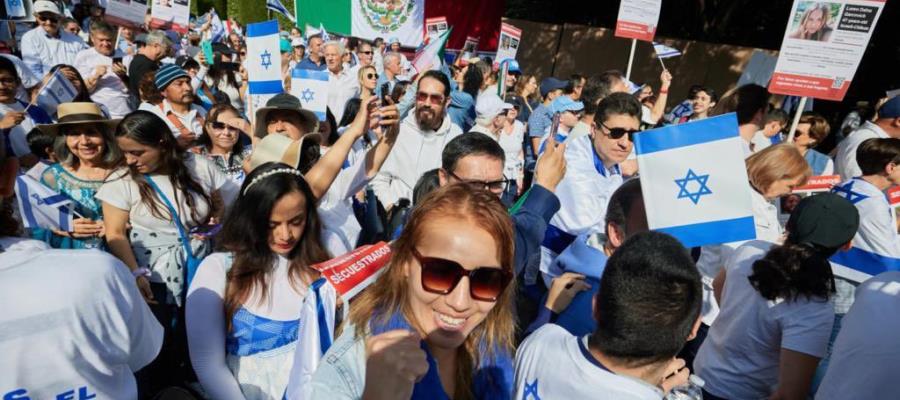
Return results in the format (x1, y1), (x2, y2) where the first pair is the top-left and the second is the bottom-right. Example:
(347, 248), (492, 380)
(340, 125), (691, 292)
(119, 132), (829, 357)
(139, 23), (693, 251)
(312, 242), (392, 300)
(614, 0), (662, 42)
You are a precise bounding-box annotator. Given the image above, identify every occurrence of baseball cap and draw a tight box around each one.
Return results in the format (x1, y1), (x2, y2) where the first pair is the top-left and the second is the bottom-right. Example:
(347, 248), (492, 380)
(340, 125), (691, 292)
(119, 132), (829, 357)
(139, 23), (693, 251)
(503, 59), (521, 74)
(786, 193), (859, 249)
(33, 0), (62, 16)
(476, 94), (513, 120)
(154, 63), (190, 91)
(292, 37), (306, 48)
(551, 96), (585, 114)
(540, 77), (568, 98)
(880, 95), (900, 119)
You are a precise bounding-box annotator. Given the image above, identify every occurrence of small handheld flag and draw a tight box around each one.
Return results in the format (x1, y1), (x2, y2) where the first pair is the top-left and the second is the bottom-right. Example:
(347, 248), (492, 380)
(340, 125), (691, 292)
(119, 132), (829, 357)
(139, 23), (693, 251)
(266, 0), (297, 23)
(35, 70), (78, 116)
(412, 28), (451, 76)
(245, 20), (284, 95)
(652, 42), (681, 69)
(319, 23), (330, 42)
(14, 174), (75, 232)
(291, 69), (330, 121)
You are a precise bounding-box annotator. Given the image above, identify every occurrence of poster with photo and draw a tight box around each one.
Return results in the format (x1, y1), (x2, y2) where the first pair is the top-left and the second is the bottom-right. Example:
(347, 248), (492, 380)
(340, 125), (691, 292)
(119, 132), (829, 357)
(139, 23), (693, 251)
(495, 22), (521, 66)
(425, 16), (448, 39)
(106, 0), (148, 28)
(150, 0), (190, 34)
(614, 0), (662, 42)
(778, 175), (841, 225)
(458, 36), (479, 63)
(769, 0), (885, 101)
(1, 0), (34, 21)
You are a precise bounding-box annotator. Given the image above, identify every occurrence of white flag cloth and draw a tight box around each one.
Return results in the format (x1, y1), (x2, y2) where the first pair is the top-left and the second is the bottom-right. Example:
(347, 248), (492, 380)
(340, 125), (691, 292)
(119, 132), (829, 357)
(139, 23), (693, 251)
(209, 10), (225, 42)
(290, 69), (329, 121)
(282, 278), (343, 400)
(829, 179), (900, 282)
(266, 0), (296, 23)
(4, 0), (26, 18)
(319, 23), (330, 42)
(652, 42), (682, 58)
(14, 174), (75, 231)
(634, 113), (756, 248)
(245, 20), (283, 95)
(412, 28), (450, 75)
(36, 70), (78, 116)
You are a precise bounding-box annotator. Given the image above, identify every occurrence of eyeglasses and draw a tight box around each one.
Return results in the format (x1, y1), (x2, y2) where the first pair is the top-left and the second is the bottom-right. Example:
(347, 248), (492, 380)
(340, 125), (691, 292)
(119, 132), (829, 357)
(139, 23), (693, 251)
(412, 248), (511, 302)
(37, 14), (59, 23)
(359, 50), (373, 55)
(416, 91), (445, 105)
(596, 121), (639, 142)
(209, 121), (241, 134)
(365, 73), (378, 80)
(447, 170), (509, 193)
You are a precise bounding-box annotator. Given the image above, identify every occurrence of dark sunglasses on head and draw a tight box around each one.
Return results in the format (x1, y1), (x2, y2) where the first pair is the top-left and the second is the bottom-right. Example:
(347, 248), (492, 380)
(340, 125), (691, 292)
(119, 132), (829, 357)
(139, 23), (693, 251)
(412, 248), (511, 302)
(365, 73), (378, 80)
(598, 121), (639, 141)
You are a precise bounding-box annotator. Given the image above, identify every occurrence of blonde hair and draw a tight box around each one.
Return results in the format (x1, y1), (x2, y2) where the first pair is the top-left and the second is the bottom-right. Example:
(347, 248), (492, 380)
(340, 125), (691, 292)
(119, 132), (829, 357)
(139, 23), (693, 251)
(346, 183), (516, 400)
(746, 144), (812, 193)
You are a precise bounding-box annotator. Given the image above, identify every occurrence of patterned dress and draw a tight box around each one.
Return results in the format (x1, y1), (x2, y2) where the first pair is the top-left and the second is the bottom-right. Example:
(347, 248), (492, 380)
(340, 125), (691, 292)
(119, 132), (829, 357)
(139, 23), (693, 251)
(32, 163), (105, 249)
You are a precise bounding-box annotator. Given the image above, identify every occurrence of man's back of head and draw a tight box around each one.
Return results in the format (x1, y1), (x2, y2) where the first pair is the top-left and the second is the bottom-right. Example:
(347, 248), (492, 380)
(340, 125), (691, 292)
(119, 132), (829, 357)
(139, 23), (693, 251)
(710, 84), (770, 126)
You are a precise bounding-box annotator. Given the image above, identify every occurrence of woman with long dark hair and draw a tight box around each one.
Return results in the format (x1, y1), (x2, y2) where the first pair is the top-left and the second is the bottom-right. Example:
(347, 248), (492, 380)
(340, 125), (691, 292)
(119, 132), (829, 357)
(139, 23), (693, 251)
(695, 193), (859, 400)
(187, 162), (331, 399)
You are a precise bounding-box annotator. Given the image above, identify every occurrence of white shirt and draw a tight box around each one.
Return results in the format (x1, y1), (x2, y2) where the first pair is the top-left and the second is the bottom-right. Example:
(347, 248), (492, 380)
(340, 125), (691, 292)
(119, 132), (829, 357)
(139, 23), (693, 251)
(498, 121), (525, 180)
(830, 178), (900, 283)
(750, 130), (774, 153)
(696, 188), (782, 325)
(318, 140), (370, 257)
(73, 47), (133, 118)
(0, 247), (162, 399)
(141, 99), (207, 138)
(326, 67), (360, 123)
(21, 27), (86, 77)
(515, 324), (664, 400)
(816, 271), (900, 400)
(695, 241), (834, 399)
(0, 100), (41, 157)
(835, 121), (890, 181)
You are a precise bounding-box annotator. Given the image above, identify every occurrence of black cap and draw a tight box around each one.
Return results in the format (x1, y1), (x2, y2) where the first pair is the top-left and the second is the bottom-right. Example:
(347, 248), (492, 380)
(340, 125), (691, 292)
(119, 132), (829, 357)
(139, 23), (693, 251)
(211, 42), (236, 56)
(787, 193), (859, 249)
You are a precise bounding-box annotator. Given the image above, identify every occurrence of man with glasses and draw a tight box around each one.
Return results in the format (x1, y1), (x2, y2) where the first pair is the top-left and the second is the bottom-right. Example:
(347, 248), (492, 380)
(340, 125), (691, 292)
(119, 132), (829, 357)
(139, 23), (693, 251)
(538, 92), (642, 286)
(127, 30), (172, 99)
(21, 0), (86, 77)
(371, 70), (463, 210)
(355, 42), (374, 68)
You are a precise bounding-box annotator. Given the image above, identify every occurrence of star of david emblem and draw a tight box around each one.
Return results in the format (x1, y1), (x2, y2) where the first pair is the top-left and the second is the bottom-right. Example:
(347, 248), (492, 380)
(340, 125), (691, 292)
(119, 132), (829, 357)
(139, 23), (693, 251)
(831, 181), (869, 204)
(8, 0), (21, 6)
(523, 379), (541, 400)
(675, 169), (712, 205)
(260, 50), (272, 70)
(300, 88), (315, 103)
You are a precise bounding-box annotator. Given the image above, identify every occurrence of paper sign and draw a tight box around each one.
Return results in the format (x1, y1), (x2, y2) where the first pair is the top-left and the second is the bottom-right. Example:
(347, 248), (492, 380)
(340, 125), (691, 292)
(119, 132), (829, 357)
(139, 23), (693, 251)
(614, 0), (663, 42)
(495, 22), (522, 66)
(150, 0), (190, 34)
(105, 0), (148, 29)
(778, 175), (840, 222)
(425, 16), (448, 39)
(312, 242), (392, 300)
(769, 0), (885, 101)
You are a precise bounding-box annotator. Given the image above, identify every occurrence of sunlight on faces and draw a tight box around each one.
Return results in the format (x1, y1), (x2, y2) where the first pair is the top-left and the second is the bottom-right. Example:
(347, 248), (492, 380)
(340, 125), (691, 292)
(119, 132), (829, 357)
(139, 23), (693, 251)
(441, 155), (505, 196)
(764, 175), (806, 199)
(414, 77), (448, 131)
(403, 217), (502, 351)
(163, 77), (193, 105)
(692, 90), (715, 115)
(267, 191), (308, 256)
(559, 110), (580, 129)
(37, 13), (59, 36)
(308, 37), (323, 57)
(266, 110), (306, 140)
(117, 136), (161, 174)
(593, 113), (639, 166)
(209, 109), (241, 151)
(359, 66), (378, 91)
(324, 44), (342, 72)
(92, 31), (115, 56)
(64, 125), (105, 164)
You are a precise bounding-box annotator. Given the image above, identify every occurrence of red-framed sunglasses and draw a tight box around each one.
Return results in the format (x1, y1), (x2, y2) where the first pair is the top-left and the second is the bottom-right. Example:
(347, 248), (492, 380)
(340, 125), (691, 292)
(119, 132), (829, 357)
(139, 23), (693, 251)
(412, 248), (511, 302)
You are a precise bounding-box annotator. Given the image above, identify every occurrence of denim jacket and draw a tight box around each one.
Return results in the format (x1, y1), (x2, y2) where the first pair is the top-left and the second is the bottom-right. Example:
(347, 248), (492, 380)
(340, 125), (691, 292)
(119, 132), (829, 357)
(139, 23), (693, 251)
(308, 323), (367, 399)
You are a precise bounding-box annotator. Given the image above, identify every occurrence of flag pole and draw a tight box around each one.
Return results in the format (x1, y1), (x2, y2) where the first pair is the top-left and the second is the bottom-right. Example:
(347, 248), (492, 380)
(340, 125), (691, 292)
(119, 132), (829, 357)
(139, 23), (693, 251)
(786, 96), (808, 142)
(625, 38), (637, 80)
(657, 55), (666, 70)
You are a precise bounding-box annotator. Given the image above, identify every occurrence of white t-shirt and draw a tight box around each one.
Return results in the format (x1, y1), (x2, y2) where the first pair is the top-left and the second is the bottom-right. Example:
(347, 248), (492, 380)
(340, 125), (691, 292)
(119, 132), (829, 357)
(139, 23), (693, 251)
(96, 154), (234, 235)
(515, 324), (664, 400)
(695, 241), (834, 399)
(816, 271), (900, 400)
(318, 140), (370, 257)
(498, 121), (525, 180)
(0, 246), (162, 399)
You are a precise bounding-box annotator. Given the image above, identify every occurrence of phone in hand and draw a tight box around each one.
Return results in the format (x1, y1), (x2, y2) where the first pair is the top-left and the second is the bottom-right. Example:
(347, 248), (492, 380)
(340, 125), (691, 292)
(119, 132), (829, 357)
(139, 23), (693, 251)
(380, 82), (391, 104)
(189, 224), (222, 237)
(112, 57), (123, 64)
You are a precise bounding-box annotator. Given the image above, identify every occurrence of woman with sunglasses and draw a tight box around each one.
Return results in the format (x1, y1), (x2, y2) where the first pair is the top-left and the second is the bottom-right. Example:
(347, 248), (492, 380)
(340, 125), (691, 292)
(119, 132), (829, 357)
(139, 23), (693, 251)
(195, 103), (252, 184)
(311, 183), (516, 399)
(186, 162), (332, 399)
(357, 64), (378, 101)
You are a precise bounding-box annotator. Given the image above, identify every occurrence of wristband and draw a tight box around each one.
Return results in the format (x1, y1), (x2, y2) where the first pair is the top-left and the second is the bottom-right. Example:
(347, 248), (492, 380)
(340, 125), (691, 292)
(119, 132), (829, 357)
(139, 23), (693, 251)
(132, 267), (151, 278)
(659, 89), (669, 94)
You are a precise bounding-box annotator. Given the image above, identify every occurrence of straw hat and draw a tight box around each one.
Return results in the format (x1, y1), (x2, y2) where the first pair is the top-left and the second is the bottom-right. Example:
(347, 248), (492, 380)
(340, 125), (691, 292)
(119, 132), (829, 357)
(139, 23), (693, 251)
(249, 132), (322, 171)
(35, 103), (119, 137)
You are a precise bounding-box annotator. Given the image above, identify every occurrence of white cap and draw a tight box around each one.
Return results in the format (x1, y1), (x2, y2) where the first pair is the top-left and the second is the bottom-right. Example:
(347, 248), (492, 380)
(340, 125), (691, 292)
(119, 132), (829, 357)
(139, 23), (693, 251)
(291, 37), (306, 47)
(475, 94), (513, 120)
(33, 0), (62, 16)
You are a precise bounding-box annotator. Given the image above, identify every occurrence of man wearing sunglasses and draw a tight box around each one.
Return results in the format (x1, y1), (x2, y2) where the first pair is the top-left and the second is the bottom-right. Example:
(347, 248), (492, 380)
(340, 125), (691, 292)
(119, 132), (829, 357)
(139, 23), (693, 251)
(538, 92), (642, 287)
(21, 0), (87, 77)
(355, 42), (374, 68)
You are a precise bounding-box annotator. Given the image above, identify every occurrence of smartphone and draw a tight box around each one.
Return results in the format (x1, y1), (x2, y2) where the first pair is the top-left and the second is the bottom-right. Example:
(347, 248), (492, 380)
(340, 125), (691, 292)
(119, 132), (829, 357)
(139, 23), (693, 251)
(380, 82), (391, 104)
(112, 57), (123, 64)
(189, 224), (222, 237)
(201, 40), (215, 66)
(548, 113), (561, 142)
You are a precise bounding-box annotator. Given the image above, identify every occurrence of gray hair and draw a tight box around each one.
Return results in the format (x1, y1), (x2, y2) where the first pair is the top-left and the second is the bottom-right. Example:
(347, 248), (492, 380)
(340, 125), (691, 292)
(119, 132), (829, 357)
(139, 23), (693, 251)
(145, 30), (172, 46)
(383, 52), (401, 66)
(53, 123), (122, 168)
(323, 40), (345, 54)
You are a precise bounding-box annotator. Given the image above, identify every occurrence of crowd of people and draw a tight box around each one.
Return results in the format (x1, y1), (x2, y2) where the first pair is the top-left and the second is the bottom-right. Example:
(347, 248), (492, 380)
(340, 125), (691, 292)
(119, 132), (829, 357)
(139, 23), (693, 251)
(2, 1), (900, 399)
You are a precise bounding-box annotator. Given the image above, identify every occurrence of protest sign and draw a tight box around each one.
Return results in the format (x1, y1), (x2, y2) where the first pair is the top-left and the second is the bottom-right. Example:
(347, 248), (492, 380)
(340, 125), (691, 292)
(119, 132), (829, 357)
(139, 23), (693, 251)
(105, 0), (148, 29)
(769, 0), (886, 101)
(2, 0), (28, 19)
(425, 16), (448, 38)
(614, 0), (662, 42)
(311, 242), (392, 300)
(635, 114), (756, 248)
(290, 68), (329, 120)
(150, 0), (190, 34)
(459, 35), (478, 60)
(495, 22), (522, 66)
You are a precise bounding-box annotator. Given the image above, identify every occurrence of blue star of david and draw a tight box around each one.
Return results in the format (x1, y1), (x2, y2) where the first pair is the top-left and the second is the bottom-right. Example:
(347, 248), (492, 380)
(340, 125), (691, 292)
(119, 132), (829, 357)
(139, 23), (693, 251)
(260, 50), (272, 70)
(675, 169), (712, 205)
(831, 181), (869, 204)
(300, 88), (315, 103)
(523, 379), (540, 400)
(8, 0), (20, 6)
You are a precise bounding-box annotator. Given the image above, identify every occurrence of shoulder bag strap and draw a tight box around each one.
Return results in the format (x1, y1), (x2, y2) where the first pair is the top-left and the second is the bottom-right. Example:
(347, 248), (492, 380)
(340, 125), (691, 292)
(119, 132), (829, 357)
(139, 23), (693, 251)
(144, 174), (196, 263)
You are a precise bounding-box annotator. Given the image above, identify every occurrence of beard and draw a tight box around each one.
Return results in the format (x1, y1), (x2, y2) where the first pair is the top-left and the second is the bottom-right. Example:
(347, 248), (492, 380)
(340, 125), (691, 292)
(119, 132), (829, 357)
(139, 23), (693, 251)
(415, 105), (444, 132)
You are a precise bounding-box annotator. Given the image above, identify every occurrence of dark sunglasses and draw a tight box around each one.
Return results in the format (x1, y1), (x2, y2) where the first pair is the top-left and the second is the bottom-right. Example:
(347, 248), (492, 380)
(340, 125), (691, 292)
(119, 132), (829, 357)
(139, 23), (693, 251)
(447, 170), (509, 193)
(37, 14), (59, 23)
(365, 72), (379, 80)
(209, 121), (241, 133)
(597, 121), (639, 141)
(416, 91), (445, 105)
(412, 248), (511, 302)
(359, 50), (373, 55)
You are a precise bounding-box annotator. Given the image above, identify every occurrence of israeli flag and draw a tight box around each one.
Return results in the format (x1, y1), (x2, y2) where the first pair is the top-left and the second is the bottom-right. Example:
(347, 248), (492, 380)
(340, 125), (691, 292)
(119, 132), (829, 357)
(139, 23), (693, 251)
(282, 278), (343, 400)
(245, 20), (283, 95)
(14, 174), (74, 231)
(290, 68), (329, 121)
(266, 0), (296, 23)
(829, 180), (900, 282)
(319, 23), (330, 42)
(36, 70), (78, 116)
(635, 113), (756, 248)
(4, 0), (26, 18)
(209, 10), (225, 43)
(653, 42), (682, 58)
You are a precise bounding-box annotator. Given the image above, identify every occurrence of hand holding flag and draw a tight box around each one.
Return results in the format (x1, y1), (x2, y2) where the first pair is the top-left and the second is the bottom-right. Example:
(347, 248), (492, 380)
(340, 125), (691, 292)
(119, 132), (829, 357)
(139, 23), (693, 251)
(33, 69), (78, 117)
(14, 174), (76, 232)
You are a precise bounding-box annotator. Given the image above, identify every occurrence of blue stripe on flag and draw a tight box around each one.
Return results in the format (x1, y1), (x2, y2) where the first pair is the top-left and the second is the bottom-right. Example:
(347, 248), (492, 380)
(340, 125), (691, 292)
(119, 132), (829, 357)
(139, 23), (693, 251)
(247, 20), (279, 38)
(15, 177), (39, 228)
(59, 77), (77, 98)
(248, 80), (283, 94)
(541, 224), (577, 255)
(655, 216), (756, 248)
(46, 86), (63, 107)
(58, 206), (70, 231)
(635, 113), (739, 156)
(292, 68), (329, 81)
(42, 194), (70, 206)
(311, 279), (333, 355)
(830, 247), (900, 277)
(313, 110), (326, 121)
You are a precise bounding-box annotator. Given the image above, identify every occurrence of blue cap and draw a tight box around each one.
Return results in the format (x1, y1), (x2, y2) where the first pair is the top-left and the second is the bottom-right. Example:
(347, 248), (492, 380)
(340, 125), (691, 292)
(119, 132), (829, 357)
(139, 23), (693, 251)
(881, 95), (900, 119)
(387, 37), (400, 45)
(154, 63), (190, 90)
(551, 96), (584, 114)
(502, 59), (521, 74)
(540, 77), (568, 98)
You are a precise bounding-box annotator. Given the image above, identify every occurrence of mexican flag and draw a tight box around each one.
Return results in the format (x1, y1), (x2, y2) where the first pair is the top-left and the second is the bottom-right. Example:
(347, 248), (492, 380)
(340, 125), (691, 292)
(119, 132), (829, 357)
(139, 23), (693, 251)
(295, 0), (425, 47)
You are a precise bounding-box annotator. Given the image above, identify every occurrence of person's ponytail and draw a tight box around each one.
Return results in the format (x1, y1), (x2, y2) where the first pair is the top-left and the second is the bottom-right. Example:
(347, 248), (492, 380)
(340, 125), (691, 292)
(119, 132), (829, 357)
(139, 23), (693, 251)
(748, 243), (835, 302)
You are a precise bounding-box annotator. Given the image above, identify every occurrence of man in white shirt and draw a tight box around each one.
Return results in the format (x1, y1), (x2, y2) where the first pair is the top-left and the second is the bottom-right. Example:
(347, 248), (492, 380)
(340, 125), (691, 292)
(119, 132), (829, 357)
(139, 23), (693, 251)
(323, 41), (359, 123)
(834, 95), (900, 181)
(21, 0), (87, 77)
(515, 231), (700, 400)
(143, 63), (206, 148)
(750, 108), (788, 153)
(711, 84), (770, 158)
(73, 20), (133, 118)
(371, 70), (462, 209)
